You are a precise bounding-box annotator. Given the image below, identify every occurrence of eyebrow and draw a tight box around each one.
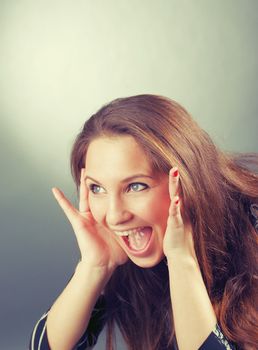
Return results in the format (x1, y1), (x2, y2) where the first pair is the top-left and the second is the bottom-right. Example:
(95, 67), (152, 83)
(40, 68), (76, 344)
(84, 174), (155, 185)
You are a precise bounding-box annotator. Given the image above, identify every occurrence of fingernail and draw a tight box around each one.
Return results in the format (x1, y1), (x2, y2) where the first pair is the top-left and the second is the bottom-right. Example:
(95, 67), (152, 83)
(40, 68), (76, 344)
(173, 169), (179, 177)
(175, 196), (180, 205)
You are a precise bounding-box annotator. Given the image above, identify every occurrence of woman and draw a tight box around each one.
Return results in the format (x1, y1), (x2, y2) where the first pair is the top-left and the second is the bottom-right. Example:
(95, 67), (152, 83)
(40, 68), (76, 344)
(29, 95), (258, 350)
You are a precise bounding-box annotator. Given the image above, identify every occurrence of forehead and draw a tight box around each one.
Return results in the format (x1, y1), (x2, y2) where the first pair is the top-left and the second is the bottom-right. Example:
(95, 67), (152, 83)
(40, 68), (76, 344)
(85, 136), (153, 174)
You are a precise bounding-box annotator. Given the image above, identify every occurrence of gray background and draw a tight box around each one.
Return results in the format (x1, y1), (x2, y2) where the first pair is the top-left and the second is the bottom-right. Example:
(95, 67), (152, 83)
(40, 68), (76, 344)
(0, 1), (257, 349)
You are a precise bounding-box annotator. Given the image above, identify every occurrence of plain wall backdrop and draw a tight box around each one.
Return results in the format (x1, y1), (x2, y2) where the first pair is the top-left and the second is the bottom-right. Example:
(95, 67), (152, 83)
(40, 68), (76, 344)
(0, 1), (257, 349)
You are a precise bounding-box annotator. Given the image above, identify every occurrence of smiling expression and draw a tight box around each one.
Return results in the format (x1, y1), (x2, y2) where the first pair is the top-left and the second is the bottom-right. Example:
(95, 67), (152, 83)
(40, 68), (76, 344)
(84, 135), (171, 268)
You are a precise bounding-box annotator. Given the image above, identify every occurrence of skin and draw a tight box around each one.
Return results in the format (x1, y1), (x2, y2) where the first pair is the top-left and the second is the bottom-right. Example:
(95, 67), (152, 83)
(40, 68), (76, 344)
(84, 135), (172, 268)
(51, 134), (196, 268)
(49, 135), (216, 350)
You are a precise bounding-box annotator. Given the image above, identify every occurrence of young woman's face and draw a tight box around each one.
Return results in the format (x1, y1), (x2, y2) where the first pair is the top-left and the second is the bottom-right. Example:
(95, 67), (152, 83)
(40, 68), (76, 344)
(84, 135), (171, 268)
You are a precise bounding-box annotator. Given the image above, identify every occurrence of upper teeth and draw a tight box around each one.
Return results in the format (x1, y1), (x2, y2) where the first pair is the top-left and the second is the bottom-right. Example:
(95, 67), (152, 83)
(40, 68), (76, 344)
(114, 227), (145, 237)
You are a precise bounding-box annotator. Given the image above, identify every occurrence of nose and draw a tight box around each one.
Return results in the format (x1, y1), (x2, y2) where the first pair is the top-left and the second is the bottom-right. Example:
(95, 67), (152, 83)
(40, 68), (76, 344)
(105, 196), (133, 227)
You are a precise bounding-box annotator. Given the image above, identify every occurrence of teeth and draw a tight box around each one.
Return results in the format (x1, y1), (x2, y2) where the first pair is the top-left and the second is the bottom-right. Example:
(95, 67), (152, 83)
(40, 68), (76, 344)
(114, 227), (145, 237)
(114, 231), (130, 237)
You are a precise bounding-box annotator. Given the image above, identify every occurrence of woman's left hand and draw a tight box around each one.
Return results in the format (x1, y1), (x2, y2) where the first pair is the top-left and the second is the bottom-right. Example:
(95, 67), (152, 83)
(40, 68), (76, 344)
(163, 167), (198, 262)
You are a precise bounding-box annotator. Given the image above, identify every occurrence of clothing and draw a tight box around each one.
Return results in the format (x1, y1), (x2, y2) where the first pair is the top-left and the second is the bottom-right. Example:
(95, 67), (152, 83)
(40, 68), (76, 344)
(30, 203), (258, 350)
(29, 295), (236, 350)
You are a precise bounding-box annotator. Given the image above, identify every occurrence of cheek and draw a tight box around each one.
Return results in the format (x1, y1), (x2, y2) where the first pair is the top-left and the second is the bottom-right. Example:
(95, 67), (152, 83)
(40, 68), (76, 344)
(151, 198), (170, 222)
(88, 198), (105, 223)
(155, 192), (170, 228)
(138, 192), (170, 224)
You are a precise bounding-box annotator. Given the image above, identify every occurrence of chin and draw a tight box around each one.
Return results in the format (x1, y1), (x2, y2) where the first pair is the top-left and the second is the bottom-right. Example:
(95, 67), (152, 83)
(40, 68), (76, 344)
(129, 251), (165, 269)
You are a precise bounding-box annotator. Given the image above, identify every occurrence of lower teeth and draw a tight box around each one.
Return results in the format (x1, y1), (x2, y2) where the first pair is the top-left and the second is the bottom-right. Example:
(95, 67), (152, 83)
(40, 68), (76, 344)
(128, 231), (148, 250)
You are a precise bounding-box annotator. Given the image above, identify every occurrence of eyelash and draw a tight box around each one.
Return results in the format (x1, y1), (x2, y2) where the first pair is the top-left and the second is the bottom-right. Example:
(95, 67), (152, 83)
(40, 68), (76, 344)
(89, 184), (105, 194)
(89, 182), (148, 194)
(127, 183), (148, 192)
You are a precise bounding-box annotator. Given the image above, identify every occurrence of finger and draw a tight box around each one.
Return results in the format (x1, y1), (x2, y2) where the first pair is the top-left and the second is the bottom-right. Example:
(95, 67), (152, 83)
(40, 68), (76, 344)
(79, 168), (90, 213)
(169, 167), (179, 199)
(52, 187), (79, 225)
(168, 195), (183, 229)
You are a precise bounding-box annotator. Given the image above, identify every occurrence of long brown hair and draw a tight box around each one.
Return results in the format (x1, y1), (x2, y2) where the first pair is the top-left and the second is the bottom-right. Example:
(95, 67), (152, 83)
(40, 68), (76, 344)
(70, 95), (258, 349)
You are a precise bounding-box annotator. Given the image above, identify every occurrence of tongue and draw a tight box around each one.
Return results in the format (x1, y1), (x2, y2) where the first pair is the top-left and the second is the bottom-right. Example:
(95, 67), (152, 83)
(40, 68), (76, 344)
(128, 227), (152, 251)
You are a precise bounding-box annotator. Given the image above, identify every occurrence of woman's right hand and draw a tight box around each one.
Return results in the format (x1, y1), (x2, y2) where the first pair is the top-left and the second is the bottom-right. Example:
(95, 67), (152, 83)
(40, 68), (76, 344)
(52, 169), (128, 272)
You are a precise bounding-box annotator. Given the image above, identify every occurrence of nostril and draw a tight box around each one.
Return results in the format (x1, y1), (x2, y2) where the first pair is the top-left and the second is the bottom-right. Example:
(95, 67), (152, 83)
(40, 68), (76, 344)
(106, 211), (133, 226)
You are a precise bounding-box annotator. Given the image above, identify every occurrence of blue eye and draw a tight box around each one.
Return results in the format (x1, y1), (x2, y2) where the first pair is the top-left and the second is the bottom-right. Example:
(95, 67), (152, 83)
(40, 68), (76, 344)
(128, 183), (148, 192)
(89, 184), (105, 194)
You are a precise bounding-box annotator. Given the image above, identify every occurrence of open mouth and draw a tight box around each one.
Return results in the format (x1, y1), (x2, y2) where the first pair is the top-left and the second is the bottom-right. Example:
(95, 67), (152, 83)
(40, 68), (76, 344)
(115, 226), (153, 252)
